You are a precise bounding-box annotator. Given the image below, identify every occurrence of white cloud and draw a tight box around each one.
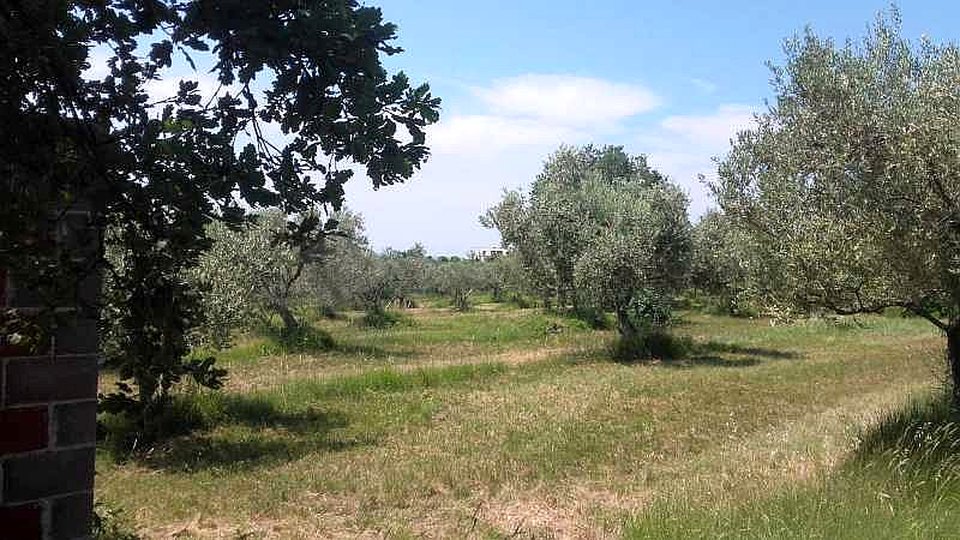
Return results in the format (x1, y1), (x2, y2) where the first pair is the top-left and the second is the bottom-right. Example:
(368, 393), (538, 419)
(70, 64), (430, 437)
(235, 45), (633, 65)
(83, 47), (111, 80)
(640, 104), (757, 219)
(344, 149), (539, 255)
(348, 73), (757, 252)
(659, 105), (755, 147)
(429, 114), (581, 156)
(474, 74), (661, 126)
(343, 74), (665, 253)
(428, 74), (661, 157)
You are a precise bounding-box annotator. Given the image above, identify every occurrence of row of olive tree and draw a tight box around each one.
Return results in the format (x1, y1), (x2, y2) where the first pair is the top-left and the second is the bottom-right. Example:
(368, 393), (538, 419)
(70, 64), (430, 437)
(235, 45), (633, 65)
(188, 209), (519, 343)
(302, 230), (505, 317)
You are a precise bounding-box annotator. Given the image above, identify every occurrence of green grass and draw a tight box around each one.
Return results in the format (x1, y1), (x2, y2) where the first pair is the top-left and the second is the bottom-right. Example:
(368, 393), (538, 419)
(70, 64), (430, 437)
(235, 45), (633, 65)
(95, 306), (953, 538)
(626, 393), (960, 539)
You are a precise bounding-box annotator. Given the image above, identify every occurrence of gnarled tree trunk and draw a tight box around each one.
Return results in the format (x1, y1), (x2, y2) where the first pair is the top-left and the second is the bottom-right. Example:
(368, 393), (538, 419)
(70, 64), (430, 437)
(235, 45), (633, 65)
(616, 306), (637, 341)
(277, 303), (299, 335)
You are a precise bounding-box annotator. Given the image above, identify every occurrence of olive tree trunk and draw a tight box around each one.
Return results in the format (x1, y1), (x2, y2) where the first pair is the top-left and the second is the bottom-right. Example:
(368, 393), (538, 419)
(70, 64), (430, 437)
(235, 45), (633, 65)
(616, 307), (637, 340)
(949, 321), (960, 405)
(278, 303), (300, 335)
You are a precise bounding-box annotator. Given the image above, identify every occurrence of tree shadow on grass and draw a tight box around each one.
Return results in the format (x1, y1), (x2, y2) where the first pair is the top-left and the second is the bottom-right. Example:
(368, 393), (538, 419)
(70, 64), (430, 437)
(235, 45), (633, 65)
(661, 355), (765, 369)
(251, 322), (416, 360)
(103, 393), (374, 473)
(694, 340), (799, 359)
(138, 413), (365, 473)
(661, 340), (799, 369)
(617, 335), (800, 369)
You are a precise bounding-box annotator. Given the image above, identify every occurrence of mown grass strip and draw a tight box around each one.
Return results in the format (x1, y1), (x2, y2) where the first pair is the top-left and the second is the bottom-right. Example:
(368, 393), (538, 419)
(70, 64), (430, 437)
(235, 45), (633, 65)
(292, 361), (510, 399)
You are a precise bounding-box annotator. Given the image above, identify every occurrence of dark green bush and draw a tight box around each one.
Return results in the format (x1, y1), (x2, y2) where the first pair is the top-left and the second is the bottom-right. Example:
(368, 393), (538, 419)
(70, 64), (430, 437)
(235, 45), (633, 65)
(98, 395), (205, 458)
(611, 330), (691, 362)
(93, 502), (141, 540)
(357, 308), (410, 328)
(254, 318), (336, 353)
(572, 306), (614, 330)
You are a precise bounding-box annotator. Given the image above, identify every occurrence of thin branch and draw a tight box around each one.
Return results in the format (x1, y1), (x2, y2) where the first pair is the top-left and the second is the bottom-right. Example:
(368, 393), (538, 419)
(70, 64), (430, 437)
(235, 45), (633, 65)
(906, 304), (949, 332)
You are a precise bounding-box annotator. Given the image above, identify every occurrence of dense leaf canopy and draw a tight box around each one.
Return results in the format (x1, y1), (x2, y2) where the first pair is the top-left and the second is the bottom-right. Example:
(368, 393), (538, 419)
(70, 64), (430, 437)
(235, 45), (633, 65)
(0, 0), (439, 417)
(484, 145), (691, 338)
(714, 10), (960, 398)
(715, 11), (960, 326)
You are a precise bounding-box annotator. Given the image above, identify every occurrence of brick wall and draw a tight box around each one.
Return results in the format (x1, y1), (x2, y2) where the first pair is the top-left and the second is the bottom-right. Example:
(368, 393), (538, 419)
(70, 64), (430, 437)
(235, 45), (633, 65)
(1, 208), (99, 540)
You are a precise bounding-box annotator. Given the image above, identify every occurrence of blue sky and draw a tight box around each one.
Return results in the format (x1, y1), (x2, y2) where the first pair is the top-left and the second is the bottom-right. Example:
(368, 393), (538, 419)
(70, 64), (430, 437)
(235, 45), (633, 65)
(335, 0), (960, 255)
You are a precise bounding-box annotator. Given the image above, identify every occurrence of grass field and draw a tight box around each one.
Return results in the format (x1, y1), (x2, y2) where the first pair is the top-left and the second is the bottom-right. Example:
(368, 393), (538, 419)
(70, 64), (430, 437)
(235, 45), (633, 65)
(95, 304), (960, 538)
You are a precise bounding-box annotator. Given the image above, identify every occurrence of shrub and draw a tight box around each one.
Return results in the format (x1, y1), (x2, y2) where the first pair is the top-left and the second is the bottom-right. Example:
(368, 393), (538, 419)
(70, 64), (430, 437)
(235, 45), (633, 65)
(254, 317), (336, 353)
(611, 329), (691, 362)
(572, 306), (614, 330)
(93, 502), (141, 540)
(357, 308), (410, 329)
(98, 395), (205, 458)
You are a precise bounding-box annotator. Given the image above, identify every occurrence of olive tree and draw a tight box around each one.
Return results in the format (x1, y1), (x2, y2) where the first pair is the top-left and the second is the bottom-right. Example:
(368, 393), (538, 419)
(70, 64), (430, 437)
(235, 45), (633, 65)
(574, 175), (691, 350)
(432, 259), (488, 311)
(192, 210), (334, 344)
(714, 11), (960, 400)
(489, 252), (528, 303)
(483, 145), (673, 312)
(380, 244), (428, 308)
(301, 210), (369, 315)
(689, 210), (753, 315)
(485, 145), (690, 347)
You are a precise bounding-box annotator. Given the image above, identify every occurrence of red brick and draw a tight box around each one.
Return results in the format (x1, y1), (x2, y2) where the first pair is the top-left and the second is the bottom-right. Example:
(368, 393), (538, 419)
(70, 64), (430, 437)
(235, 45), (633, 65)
(0, 503), (43, 540)
(4, 356), (98, 406)
(3, 268), (46, 309)
(53, 315), (98, 356)
(0, 407), (47, 454)
(0, 342), (33, 358)
(53, 401), (96, 447)
(2, 447), (95, 502)
(51, 492), (93, 540)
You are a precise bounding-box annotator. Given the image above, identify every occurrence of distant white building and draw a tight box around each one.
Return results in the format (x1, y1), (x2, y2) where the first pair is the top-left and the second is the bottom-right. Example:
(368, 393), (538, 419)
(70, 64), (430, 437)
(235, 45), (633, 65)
(470, 246), (508, 262)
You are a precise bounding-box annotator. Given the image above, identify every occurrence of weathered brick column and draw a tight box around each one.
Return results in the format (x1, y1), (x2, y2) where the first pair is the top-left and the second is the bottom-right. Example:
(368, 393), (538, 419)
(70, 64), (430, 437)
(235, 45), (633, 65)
(1, 207), (100, 540)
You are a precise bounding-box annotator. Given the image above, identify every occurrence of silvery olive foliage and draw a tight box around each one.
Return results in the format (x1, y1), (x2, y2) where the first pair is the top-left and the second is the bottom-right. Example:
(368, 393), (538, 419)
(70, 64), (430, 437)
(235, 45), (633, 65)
(304, 218), (428, 317)
(488, 252), (528, 303)
(689, 210), (755, 315)
(714, 9), (960, 398)
(432, 260), (489, 311)
(484, 145), (692, 339)
(379, 244), (428, 308)
(192, 211), (325, 346)
(573, 173), (691, 339)
(301, 210), (371, 313)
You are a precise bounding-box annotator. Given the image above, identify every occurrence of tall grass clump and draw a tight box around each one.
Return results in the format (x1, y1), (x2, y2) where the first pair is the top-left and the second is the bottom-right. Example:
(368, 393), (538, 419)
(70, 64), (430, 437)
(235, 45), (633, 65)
(626, 392), (960, 539)
(852, 392), (960, 497)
